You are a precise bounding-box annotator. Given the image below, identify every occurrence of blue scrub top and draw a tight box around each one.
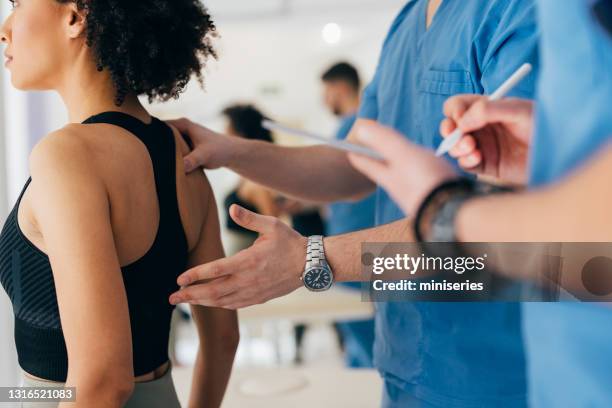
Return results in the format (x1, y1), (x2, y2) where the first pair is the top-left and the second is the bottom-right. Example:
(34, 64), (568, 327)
(358, 0), (539, 406)
(327, 114), (377, 236)
(525, 0), (612, 406)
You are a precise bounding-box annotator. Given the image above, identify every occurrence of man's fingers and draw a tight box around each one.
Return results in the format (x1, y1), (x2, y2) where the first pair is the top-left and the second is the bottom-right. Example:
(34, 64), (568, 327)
(216, 290), (261, 310)
(170, 276), (238, 305)
(449, 134), (477, 158)
(216, 282), (285, 310)
(230, 204), (280, 235)
(183, 151), (204, 173)
(348, 152), (389, 185)
(458, 151), (483, 170)
(456, 99), (491, 132)
(177, 255), (246, 286)
(355, 121), (418, 160)
(443, 95), (484, 121)
(166, 118), (202, 172)
(167, 118), (193, 134)
(458, 98), (532, 134)
(440, 118), (457, 138)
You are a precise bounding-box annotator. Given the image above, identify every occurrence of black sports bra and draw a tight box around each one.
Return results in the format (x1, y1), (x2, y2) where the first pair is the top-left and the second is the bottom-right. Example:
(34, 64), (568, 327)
(0, 112), (189, 381)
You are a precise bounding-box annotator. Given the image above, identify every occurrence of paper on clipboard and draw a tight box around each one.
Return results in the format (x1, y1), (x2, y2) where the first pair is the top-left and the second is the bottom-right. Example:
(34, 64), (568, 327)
(262, 120), (384, 161)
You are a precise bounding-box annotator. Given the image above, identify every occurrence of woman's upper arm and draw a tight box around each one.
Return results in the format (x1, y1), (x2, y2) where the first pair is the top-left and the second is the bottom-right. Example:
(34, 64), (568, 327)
(169, 122), (238, 339)
(187, 173), (238, 339)
(188, 174), (225, 269)
(29, 132), (133, 383)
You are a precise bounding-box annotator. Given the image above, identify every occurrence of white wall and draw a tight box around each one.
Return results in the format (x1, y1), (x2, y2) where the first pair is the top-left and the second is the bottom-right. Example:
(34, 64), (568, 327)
(146, 3), (398, 132)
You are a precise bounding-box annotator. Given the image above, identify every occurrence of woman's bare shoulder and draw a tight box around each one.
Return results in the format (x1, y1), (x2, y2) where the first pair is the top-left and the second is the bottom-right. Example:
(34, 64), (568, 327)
(29, 124), (101, 181)
(30, 121), (149, 184)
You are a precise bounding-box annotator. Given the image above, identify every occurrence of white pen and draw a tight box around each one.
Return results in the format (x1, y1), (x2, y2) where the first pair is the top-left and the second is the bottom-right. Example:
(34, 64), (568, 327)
(262, 119), (385, 161)
(435, 63), (533, 157)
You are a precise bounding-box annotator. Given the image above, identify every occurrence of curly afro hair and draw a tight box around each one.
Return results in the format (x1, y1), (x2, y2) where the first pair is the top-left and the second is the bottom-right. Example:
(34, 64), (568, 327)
(57, 0), (218, 105)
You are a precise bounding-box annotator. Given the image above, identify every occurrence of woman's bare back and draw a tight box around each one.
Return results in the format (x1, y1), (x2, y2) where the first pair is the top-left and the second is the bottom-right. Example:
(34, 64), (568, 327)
(18, 116), (212, 267)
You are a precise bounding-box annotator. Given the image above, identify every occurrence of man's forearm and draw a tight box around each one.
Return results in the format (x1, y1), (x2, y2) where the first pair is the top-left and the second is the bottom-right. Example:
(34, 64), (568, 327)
(228, 138), (375, 203)
(457, 145), (612, 242)
(454, 149), (612, 297)
(325, 218), (414, 282)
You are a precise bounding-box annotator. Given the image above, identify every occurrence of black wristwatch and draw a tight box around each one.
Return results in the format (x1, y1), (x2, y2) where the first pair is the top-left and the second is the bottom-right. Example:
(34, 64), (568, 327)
(415, 179), (515, 242)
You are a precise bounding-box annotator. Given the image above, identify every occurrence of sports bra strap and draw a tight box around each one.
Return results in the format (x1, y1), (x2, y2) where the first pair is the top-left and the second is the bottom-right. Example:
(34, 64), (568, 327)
(82, 111), (156, 138)
(81, 111), (182, 231)
(16, 178), (32, 206)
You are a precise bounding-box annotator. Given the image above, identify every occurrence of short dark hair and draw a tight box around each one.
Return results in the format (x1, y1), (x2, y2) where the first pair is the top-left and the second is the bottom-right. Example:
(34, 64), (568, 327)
(222, 105), (273, 143)
(321, 62), (361, 92)
(45, 0), (218, 106)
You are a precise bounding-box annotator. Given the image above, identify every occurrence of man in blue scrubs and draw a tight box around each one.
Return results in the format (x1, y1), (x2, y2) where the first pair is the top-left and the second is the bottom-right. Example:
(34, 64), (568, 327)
(321, 62), (377, 239)
(357, 1), (538, 406)
(321, 62), (377, 368)
(390, 0), (612, 405)
(524, 0), (612, 406)
(171, 1), (540, 406)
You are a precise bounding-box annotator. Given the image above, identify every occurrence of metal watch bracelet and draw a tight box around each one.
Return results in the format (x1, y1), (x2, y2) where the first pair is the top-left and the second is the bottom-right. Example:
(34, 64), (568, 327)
(305, 235), (326, 269)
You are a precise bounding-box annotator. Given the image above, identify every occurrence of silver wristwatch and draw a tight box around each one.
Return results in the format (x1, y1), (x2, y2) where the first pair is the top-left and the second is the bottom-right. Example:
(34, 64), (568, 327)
(301, 235), (334, 292)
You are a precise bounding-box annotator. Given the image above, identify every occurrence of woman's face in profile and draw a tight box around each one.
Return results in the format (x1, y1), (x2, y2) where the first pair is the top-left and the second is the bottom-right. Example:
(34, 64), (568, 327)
(1, 0), (76, 90)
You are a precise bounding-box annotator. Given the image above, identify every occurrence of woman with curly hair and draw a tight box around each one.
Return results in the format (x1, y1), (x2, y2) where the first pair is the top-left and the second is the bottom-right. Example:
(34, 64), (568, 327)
(0, 1), (237, 407)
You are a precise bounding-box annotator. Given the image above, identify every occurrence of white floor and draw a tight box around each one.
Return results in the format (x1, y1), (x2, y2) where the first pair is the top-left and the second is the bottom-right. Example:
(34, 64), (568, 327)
(172, 364), (382, 408)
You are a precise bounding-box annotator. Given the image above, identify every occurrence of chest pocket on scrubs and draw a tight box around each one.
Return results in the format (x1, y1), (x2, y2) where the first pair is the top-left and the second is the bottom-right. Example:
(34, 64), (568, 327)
(418, 69), (476, 148)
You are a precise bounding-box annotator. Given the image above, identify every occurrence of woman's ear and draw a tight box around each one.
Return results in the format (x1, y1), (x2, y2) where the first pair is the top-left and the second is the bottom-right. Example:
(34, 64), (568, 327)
(64, 2), (87, 39)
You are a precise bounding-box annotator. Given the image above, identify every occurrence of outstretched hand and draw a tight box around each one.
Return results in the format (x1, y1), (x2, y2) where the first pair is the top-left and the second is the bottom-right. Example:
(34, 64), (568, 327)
(170, 205), (307, 310)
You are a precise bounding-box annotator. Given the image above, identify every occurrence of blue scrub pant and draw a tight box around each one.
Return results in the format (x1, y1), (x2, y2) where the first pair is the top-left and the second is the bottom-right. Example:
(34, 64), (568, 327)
(336, 319), (375, 368)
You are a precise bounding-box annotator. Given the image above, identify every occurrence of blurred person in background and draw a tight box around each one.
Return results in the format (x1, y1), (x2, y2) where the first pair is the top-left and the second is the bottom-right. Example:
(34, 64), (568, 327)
(347, 0), (612, 406)
(221, 104), (283, 255)
(171, 0), (539, 406)
(321, 62), (376, 369)
(221, 104), (326, 256)
(0, 1), (237, 407)
(321, 62), (377, 238)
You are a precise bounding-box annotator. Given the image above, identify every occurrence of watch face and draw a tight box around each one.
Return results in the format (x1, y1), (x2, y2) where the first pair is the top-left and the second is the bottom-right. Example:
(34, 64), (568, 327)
(304, 267), (332, 291)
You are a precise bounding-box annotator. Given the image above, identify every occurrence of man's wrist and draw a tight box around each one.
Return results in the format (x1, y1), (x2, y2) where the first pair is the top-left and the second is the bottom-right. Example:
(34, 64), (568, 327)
(295, 235), (309, 281)
(322, 236), (342, 281)
(322, 235), (357, 283)
(224, 136), (246, 169)
(454, 198), (476, 242)
(415, 179), (517, 242)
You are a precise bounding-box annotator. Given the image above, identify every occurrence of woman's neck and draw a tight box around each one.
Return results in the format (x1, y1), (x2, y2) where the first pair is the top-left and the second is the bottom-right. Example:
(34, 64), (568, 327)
(56, 55), (150, 124)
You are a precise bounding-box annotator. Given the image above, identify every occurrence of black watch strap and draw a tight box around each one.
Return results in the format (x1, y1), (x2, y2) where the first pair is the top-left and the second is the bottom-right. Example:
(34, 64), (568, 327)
(415, 179), (515, 243)
(429, 193), (476, 242)
(414, 179), (475, 242)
